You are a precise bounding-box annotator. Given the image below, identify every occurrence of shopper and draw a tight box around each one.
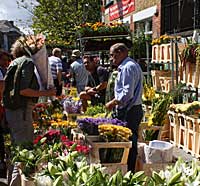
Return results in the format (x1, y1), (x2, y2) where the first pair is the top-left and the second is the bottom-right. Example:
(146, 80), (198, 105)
(0, 50), (11, 178)
(3, 35), (56, 186)
(80, 55), (109, 112)
(69, 49), (88, 93)
(105, 43), (143, 173)
(49, 48), (63, 96)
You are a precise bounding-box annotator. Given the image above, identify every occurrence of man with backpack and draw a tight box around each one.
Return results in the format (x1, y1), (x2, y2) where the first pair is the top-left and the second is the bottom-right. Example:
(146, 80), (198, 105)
(3, 35), (56, 186)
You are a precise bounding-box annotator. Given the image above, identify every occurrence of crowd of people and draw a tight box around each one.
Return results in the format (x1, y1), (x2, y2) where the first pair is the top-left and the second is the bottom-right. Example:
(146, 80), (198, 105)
(0, 35), (143, 185)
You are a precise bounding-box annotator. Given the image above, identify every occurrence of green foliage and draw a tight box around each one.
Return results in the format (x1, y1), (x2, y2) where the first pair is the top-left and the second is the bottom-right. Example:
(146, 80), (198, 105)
(18, 0), (101, 45)
(132, 32), (151, 59)
(85, 104), (106, 116)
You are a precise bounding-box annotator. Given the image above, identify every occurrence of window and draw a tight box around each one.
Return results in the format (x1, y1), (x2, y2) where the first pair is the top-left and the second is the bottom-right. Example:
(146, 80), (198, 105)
(135, 19), (152, 36)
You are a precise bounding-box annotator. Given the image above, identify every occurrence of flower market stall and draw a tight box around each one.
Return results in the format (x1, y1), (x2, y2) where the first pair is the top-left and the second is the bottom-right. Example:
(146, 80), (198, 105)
(3, 33), (200, 186)
(3, 82), (200, 186)
(75, 22), (132, 66)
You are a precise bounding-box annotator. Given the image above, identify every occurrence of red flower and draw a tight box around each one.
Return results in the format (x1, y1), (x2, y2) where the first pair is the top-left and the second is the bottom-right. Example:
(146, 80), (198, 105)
(75, 145), (90, 154)
(63, 141), (74, 147)
(60, 135), (68, 142)
(33, 135), (43, 144)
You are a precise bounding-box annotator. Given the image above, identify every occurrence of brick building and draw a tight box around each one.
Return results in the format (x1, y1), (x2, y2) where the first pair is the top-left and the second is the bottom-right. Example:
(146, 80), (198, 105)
(101, 0), (200, 38)
(101, 0), (160, 39)
(0, 20), (22, 52)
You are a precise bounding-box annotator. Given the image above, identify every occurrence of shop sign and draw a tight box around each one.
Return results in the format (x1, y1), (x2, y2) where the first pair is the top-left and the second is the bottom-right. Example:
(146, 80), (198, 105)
(109, 0), (135, 21)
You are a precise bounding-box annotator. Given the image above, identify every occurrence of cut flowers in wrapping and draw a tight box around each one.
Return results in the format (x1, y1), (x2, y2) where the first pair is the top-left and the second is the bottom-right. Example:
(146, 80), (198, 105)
(63, 97), (82, 114)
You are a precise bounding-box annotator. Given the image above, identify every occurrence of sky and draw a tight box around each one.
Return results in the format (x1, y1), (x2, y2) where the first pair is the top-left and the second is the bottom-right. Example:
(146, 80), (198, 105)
(0, 0), (36, 33)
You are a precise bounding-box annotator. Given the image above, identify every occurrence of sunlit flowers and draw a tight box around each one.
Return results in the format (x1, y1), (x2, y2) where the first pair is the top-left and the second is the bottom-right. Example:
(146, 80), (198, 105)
(98, 124), (132, 142)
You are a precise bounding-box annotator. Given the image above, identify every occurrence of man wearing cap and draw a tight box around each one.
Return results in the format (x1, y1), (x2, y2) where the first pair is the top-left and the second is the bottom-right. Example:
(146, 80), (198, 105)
(48, 48), (63, 96)
(69, 49), (88, 93)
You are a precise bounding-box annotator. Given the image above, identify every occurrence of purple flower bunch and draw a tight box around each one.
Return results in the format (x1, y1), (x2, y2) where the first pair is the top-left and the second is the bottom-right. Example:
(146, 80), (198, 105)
(77, 117), (127, 135)
(63, 97), (82, 114)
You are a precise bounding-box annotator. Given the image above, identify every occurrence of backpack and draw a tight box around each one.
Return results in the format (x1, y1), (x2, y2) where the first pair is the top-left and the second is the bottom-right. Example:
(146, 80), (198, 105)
(3, 56), (32, 110)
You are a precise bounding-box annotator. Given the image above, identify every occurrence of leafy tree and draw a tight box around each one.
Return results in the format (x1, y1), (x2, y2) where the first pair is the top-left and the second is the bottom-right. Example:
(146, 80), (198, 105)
(17, 0), (101, 45)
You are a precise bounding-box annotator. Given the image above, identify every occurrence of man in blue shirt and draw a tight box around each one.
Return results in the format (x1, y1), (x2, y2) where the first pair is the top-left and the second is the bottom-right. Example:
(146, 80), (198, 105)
(106, 43), (143, 172)
(70, 50), (88, 94)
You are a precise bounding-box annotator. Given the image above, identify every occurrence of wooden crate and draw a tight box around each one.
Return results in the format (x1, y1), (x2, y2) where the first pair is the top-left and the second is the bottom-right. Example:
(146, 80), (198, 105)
(182, 62), (196, 87)
(138, 122), (162, 143)
(151, 70), (171, 91)
(86, 136), (132, 165)
(151, 45), (160, 63)
(168, 110), (179, 146)
(185, 115), (198, 156)
(194, 119), (200, 158)
(177, 113), (187, 150)
(86, 136), (131, 175)
(159, 43), (176, 63)
(160, 116), (170, 141)
(159, 76), (173, 93)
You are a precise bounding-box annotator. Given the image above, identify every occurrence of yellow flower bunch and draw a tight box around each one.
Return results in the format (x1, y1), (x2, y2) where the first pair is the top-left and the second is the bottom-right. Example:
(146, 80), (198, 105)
(143, 84), (156, 102)
(98, 124), (132, 142)
(151, 34), (177, 45)
(51, 113), (63, 120)
(91, 22), (104, 31)
(50, 120), (77, 128)
(69, 87), (78, 97)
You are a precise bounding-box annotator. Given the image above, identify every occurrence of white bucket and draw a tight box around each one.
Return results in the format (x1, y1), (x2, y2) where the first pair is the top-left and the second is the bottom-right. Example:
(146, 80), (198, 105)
(144, 140), (174, 163)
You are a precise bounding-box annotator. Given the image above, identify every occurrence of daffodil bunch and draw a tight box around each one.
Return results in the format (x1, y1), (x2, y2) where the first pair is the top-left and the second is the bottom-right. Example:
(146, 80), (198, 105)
(98, 124), (132, 142)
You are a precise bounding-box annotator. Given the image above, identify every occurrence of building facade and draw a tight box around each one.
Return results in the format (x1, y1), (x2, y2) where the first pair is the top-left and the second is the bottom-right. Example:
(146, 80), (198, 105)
(0, 20), (22, 51)
(101, 0), (200, 38)
(101, 0), (160, 39)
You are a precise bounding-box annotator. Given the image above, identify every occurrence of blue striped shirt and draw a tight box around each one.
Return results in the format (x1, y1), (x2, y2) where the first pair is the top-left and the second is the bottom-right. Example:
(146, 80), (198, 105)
(115, 57), (143, 110)
(48, 56), (63, 80)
